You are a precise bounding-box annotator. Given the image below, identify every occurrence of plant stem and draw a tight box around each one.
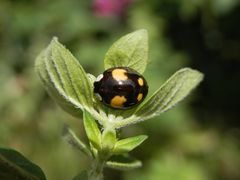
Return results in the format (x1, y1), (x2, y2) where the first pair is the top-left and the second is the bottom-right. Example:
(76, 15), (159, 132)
(89, 158), (105, 180)
(88, 125), (116, 179)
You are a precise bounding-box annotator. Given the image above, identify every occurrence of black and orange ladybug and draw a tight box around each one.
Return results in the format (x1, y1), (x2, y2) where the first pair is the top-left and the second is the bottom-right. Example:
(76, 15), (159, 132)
(94, 67), (148, 109)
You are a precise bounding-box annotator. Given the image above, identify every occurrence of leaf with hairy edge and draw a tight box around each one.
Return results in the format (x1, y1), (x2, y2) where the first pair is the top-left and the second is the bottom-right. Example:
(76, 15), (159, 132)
(113, 135), (148, 154)
(104, 29), (148, 74)
(62, 125), (92, 157)
(114, 68), (204, 128)
(35, 37), (94, 117)
(105, 155), (142, 171)
(83, 111), (102, 150)
(0, 147), (46, 180)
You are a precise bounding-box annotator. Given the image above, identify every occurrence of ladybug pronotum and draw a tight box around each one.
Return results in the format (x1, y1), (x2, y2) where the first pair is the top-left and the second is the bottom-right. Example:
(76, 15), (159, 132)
(94, 67), (148, 109)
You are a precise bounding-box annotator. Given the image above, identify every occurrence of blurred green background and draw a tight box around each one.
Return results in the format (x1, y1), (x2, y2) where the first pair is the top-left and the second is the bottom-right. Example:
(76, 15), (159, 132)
(1, 0), (240, 179)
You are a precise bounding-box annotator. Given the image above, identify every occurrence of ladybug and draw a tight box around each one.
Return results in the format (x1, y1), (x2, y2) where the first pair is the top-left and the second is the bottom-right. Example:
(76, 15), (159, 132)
(94, 67), (148, 109)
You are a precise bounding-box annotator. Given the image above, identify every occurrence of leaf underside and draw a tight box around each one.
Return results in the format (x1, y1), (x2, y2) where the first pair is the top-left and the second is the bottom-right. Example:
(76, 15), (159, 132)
(35, 37), (94, 118)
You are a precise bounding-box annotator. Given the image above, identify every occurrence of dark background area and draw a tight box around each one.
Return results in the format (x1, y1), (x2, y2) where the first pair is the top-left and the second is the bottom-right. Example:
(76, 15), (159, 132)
(0, 0), (240, 179)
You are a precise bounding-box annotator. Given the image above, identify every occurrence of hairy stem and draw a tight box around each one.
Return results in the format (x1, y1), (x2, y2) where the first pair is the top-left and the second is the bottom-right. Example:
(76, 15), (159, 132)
(89, 158), (105, 180)
(88, 124), (116, 179)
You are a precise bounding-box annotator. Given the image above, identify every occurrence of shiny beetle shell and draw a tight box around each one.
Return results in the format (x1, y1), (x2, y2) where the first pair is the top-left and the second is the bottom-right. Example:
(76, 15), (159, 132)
(94, 67), (148, 109)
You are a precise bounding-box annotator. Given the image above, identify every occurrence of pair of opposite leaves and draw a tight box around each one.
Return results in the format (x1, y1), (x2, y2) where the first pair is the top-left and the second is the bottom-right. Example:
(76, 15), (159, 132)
(35, 29), (203, 129)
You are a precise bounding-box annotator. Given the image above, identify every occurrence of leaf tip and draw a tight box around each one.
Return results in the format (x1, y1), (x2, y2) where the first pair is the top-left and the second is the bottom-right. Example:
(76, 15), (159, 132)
(141, 135), (148, 141)
(188, 68), (204, 82)
(49, 36), (60, 49)
(180, 67), (204, 83)
(197, 70), (204, 81)
(133, 29), (148, 41)
(135, 29), (148, 35)
(51, 36), (59, 43)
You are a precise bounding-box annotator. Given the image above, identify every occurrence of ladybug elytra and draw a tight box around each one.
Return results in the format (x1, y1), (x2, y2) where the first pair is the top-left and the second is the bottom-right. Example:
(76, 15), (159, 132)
(94, 67), (148, 109)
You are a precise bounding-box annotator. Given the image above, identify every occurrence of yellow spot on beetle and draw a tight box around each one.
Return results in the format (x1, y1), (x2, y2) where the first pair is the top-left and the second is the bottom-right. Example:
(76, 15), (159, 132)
(137, 93), (143, 101)
(110, 95), (127, 108)
(112, 69), (128, 81)
(138, 78), (144, 86)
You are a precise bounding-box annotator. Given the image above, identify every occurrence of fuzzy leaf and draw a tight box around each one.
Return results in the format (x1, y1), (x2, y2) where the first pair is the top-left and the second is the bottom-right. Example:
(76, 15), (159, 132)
(105, 155), (142, 171)
(62, 125), (92, 157)
(101, 128), (116, 152)
(135, 68), (203, 117)
(35, 37), (94, 117)
(104, 29), (148, 74)
(83, 111), (102, 150)
(0, 147), (46, 180)
(114, 68), (203, 128)
(113, 135), (147, 154)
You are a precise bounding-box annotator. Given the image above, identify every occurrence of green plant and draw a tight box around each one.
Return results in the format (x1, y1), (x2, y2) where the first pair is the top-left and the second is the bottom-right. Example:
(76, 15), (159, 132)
(35, 29), (203, 179)
(34, 29), (203, 179)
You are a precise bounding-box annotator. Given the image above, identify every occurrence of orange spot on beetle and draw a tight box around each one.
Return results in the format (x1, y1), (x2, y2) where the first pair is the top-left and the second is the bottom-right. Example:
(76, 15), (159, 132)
(110, 95), (127, 108)
(138, 78), (144, 86)
(112, 69), (128, 81)
(137, 93), (143, 101)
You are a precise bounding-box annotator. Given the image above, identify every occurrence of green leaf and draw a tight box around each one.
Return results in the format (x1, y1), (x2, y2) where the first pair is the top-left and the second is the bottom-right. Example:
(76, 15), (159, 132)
(62, 125), (92, 157)
(35, 37), (94, 117)
(135, 68), (203, 116)
(101, 128), (116, 153)
(105, 155), (142, 171)
(114, 68), (203, 128)
(72, 170), (88, 180)
(83, 111), (102, 150)
(113, 135), (148, 154)
(104, 29), (148, 74)
(0, 147), (46, 180)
